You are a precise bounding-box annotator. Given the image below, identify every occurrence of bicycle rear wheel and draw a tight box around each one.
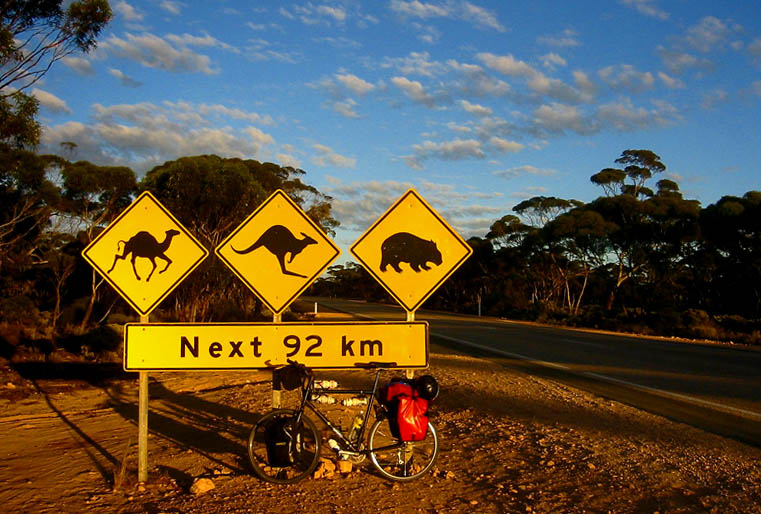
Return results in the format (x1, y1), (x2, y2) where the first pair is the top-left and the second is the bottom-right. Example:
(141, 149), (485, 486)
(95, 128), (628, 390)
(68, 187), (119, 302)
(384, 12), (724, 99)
(248, 409), (321, 484)
(368, 419), (438, 481)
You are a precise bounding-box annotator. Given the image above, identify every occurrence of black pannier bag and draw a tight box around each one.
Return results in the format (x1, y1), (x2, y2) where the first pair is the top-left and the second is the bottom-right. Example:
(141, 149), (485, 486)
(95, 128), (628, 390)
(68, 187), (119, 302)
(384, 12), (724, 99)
(265, 417), (297, 467)
(275, 365), (306, 391)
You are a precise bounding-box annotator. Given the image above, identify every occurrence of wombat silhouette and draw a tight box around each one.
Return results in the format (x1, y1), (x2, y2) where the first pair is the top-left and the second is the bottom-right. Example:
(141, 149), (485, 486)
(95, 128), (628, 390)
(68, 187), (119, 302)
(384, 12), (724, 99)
(108, 229), (181, 282)
(233, 225), (317, 278)
(380, 232), (442, 273)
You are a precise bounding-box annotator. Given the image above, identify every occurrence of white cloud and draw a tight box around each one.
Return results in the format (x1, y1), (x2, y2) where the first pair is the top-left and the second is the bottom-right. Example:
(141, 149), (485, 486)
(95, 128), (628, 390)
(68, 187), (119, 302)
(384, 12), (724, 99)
(335, 73), (376, 95)
(460, 2), (505, 32)
(619, 0), (668, 21)
(533, 103), (591, 134)
(109, 68), (143, 87)
(283, 3), (349, 26)
(103, 32), (219, 74)
(31, 88), (72, 114)
(382, 51), (447, 77)
(598, 64), (655, 93)
(390, 0), (449, 18)
(537, 29), (580, 48)
(331, 99), (361, 118)
(391, 76), (435, 107)
(748, 38), (761, 63)
(489, 137), (524, 154)
(311, 144), (357, 168)
(407, 138), (485, 169)
(276, 153), (302, 169)
(159, 1), (183, 15)
(460, 99), (492, 117)
(493, 165), (557, 179)
(685, 16), (732, 53)
(244, 126), (275, 146)
(40, 101), (277, 172)
(63, 57), (94, 76)
(658, 71), (684, 89)
(701, 89), (729, 110)
(325, 177), (500, 237)
(390, 0), (505, 32)
(476, 52), (536, 77)
(540, 53), (567, 70)
(115, 1), (143, 22)
(245, 39), (300, 63)
(165, 32), (238, 53)
(658, 46), (713, 75)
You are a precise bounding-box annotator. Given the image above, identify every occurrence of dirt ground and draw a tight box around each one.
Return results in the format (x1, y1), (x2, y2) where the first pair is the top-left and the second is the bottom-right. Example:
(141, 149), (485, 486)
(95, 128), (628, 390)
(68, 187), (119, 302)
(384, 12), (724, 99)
(1, 334), (761, 513)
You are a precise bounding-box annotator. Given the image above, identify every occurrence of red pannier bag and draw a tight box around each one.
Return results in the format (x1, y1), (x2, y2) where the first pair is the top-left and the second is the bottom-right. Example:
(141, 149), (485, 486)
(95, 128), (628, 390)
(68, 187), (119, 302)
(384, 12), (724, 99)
(384, 380), (429, 442)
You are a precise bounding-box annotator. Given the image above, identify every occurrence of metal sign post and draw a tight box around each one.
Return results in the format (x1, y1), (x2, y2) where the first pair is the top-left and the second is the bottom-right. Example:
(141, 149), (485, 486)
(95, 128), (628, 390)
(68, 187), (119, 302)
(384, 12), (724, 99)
(272, 312), (282, 408)
(138, 314), (149, 483)
(81, 192), (208, 486)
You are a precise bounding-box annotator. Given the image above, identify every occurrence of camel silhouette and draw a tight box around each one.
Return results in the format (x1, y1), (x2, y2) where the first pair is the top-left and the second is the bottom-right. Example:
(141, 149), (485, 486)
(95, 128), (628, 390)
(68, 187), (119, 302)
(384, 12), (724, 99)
(108, 229), (181, 282)
(232, 225), (316, 278)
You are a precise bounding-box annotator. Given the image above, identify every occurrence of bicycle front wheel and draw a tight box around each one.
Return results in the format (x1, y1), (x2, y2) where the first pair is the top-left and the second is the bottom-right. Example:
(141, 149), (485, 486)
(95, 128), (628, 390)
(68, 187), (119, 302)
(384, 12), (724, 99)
(248, 409), (321, 484)
(368, 419), (438, 481)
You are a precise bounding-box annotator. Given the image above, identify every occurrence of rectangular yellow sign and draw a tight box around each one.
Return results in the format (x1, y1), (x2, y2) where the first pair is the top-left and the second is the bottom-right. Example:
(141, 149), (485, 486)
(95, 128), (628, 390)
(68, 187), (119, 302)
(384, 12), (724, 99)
(124, 322), (428, 371)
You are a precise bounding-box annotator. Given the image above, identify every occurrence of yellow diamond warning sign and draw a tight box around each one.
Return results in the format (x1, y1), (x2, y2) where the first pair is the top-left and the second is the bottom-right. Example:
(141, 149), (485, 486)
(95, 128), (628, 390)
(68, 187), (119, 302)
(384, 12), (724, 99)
(215, 189), (341, 315)
(350, 189), (473, 312)
(82, 191), (209, 316)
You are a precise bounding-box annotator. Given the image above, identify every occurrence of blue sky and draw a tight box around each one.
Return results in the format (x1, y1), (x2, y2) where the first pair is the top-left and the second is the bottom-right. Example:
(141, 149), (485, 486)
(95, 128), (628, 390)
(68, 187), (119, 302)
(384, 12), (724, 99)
(31, 0), (761, 251)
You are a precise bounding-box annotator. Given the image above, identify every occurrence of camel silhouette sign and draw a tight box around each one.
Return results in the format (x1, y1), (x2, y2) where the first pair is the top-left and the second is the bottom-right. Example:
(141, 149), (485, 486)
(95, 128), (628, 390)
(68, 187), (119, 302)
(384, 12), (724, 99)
(350, 189), (472, 313)
(216, 189), (341, 315)
(82, 192), (209, 316)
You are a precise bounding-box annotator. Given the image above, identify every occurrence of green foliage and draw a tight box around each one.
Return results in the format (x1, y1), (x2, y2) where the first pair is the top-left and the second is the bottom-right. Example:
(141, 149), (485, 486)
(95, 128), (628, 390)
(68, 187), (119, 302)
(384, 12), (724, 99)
(0, 91), (40, 148)
(1, 0), (112, 92)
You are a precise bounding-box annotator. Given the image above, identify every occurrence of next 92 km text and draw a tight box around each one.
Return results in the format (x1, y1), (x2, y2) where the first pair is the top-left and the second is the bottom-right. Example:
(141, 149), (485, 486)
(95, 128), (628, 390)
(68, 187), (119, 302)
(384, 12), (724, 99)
(124, 322), (429, 370)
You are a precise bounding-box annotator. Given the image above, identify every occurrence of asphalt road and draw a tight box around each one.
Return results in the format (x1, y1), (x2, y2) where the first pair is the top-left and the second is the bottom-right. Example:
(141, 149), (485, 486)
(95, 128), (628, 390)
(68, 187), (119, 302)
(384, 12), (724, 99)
(311, 298), (761, 448)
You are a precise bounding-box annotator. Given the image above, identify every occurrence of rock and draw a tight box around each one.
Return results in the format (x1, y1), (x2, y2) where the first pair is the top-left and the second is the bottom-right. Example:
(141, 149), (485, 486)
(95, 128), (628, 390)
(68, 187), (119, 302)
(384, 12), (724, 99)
(190, 478), (214, 496)
(337, 460), (352, 474)
(313, 458), (337, 479)
(320, 458), (336, 473)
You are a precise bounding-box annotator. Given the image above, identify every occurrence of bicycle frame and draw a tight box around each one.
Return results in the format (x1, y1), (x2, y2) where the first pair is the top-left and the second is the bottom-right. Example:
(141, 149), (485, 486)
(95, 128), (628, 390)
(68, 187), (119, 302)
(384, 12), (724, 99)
(294, 369), (385, 455)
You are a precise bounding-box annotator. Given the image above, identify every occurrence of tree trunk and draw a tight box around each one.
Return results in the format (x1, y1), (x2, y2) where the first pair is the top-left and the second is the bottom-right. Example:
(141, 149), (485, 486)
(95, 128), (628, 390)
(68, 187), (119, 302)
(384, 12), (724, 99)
(79, 270), (100, 330)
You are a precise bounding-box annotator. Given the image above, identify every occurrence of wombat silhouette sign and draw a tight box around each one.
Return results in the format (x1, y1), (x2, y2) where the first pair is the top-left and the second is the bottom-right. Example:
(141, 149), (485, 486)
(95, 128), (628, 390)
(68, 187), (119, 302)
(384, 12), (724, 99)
(380, 232), (442, 273)
(216, 190), (340, 315)
(82, 191), (209, 316)
(350, 188), (472, 313)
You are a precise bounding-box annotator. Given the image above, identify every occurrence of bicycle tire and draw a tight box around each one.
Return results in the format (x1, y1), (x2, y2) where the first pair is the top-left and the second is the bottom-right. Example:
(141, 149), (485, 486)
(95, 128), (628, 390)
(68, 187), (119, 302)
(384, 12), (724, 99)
(248, 409), (321, 484)
(367, 419), (438, 481)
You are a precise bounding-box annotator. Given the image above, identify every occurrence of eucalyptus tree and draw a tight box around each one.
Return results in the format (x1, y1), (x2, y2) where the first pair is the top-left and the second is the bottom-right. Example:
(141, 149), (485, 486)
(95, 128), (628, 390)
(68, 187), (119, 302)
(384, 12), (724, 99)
(699, 191), (761, 317)
(58, 160), (137, 328)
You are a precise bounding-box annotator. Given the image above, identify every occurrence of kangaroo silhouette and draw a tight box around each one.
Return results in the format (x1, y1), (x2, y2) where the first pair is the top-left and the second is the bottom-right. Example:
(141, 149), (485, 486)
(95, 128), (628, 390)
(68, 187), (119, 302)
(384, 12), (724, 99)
(232, 225), (317, 278)
(108, 229), (181, 282)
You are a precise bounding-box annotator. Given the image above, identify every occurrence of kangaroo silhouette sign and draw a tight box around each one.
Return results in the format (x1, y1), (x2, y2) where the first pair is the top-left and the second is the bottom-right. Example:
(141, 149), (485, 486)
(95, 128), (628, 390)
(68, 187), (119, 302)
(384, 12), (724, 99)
(232, 225), (316, 278)
(350, 189), (472, 313)
(216, 189), (340, 315)
(82, 191), (209, 316)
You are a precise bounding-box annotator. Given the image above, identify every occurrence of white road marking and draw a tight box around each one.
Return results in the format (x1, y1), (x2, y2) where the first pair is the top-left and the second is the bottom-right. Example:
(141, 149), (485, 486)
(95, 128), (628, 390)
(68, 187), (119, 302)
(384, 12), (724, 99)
(431, 333), (570, 370)
(431, 331), (761, 422)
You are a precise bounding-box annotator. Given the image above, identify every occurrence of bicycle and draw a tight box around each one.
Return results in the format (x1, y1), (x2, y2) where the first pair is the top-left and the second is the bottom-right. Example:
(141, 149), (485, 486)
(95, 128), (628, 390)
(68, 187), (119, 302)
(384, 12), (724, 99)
(247, 361), (439, 484)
